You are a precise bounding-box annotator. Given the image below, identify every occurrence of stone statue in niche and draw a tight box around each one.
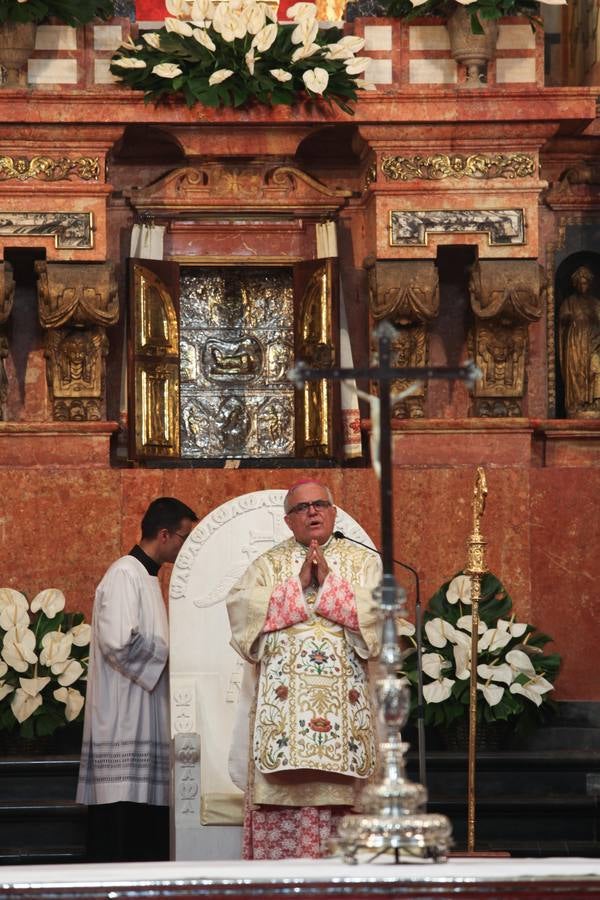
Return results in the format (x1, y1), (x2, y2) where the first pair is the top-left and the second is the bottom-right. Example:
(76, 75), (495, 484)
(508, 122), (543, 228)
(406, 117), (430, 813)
(35, 261), (118, 421)
(558, 266), (600, 418)
(467, 260), (543, 417)
(0, 261), (14, 421)
(366, 258), (439, 419)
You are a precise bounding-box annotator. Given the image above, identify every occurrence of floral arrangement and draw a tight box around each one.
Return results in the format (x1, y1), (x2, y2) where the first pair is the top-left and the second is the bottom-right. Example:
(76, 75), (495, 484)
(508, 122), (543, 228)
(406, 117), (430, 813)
(378, 0), (565, 34)
(0, 588), (89, 739)
(398, 572), (561, 738)
(0, 0), (115, 27)
(110, 0), (372, 112)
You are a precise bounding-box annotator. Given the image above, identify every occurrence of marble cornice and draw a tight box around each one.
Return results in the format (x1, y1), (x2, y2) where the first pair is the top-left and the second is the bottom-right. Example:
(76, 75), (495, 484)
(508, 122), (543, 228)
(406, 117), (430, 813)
(0, 87), (595, 130)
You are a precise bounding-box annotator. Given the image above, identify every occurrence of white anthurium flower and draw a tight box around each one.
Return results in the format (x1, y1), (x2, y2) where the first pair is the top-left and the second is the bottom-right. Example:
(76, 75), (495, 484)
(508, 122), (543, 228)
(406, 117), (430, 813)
(446, 574), (472, 605)
(152, 63), (184, 78)
(244, 2), (267, 34)
(245, 48), (256, 74)
(166, 0), (193, 15)
(270, 68), (293, 82)
(0, 660), (7, 678)
(264, 2), (279, 22)
(287, 2), (318, 20)
(54, 686), (85, 722)
(252, 23), (278, 52)
(497, 618), (528, 639)
(209, 68), (234, 85)
(409, 0), (430, 6)
(0, 588), (28, 613)
(165, 16), (195, 35)
(477, 681), (505, 706)
(423, 667), (455, 704)
(112, 56), (147, 69)
(344, 56), (370, 75)
(0, 600), (30, 631)
(510, 675), (554, 706)
(39, 631), (73, 668)
(422, 652), (451, 680)
(425, 616), (468, 649)
(505, 648), (536, 678)
(2, 626), (38, 672)
(456, 614), (487, 634)
(190, 0), (215, 25)
(217, 10), (248, 41)
(477, 661), (514, 685)
(19, 675), (50, 697)
(291, 16), (318, 46)
(396, 617), (415, 637)
(11, 688), (43, 724)
(454, 0), (478, 5)
(30, 588), (66, 619)
(53, 658), (85, 687)
(537, 0), (567, 4)
(453, 643), (471, 680)
(356, 78), (377, 91)
(193, 27), (216, 50)
(119, 35), (144, 51)
(68, 622), (91, 647)
(291, 41), (320, 62)
(143, 32), (163, 49)
(212, 1), (230, 31)
(303, 67), (329, 94)
(0, 682), (14, 702)
(478, 625), (513, 653)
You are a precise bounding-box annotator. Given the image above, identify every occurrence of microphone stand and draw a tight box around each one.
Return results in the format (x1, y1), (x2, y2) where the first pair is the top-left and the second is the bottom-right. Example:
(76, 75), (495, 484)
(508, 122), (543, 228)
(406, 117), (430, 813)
(334, 530), (427, 792)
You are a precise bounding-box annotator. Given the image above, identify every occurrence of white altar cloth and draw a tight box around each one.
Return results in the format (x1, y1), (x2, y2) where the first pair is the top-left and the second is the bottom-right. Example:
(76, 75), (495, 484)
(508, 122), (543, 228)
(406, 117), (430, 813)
(2, 858), (600, 889)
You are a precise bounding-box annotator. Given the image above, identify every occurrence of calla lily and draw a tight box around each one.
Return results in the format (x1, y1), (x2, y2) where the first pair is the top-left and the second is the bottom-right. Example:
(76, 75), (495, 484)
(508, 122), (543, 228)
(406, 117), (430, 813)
(446, 574), (472, 605)
(68, 622), (91, 647)
(152, 63), (183, 78)
(252, 23), (278, 52)
(40, 631), (72, 668)
(209, 68), (234, 85)
(54, 658), (85, 686)
(303, 67), (329, 94)
(165, 17), (194, 35)
(54, 686), (85, 722)
(30, 588), (66, 619)
(193, 28), (216, 50)
(510, 675), (554, 706)
(291, 42), (319, 62)
(143, 33), (163, 49)
(270, 68), (293, 82)
(112, 57), (147, 69)
(11, 688), (43, 723)
(477, 681), (504, 706)
(2, 626), (38, 672)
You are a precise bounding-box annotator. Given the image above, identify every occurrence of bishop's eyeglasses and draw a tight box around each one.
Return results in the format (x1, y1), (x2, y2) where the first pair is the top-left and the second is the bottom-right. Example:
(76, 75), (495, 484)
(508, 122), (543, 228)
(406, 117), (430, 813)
(287, 500), (332, 515)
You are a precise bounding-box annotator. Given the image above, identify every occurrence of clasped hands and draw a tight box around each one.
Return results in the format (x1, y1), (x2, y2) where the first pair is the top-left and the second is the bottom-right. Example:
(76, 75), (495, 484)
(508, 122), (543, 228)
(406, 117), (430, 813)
(299, 540), (329, 589)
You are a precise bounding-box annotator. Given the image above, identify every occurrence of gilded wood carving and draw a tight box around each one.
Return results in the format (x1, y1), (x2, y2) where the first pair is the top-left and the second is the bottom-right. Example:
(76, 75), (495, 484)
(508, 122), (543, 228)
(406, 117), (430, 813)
(0, 156), (100, 182)
(381, 154), (536, 182)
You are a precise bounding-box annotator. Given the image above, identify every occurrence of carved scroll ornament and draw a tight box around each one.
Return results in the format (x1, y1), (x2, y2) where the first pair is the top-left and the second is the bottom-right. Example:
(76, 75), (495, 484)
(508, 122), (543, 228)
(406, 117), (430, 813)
(381, 154), (536, 182)
(468, 260), (543, 417)
(36, 261), (118, 329)
(367, 259), (439, 419)
(0, 156), (100, 182)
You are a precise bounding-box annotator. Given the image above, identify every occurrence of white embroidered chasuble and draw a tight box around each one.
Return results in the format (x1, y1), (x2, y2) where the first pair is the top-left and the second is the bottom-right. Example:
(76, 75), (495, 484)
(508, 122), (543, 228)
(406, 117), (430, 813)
(227, 536), (382, 807)
(76, 556), (170, 806)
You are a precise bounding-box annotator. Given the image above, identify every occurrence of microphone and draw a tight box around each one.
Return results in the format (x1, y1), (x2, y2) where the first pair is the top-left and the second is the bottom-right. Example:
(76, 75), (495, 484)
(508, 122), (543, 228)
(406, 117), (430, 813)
(334, 528), (427, 791)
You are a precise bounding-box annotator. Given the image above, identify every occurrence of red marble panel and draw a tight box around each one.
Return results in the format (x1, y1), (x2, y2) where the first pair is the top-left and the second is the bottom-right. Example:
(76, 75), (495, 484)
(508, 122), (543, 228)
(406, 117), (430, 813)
(530, 468), (600, 701)
(391, 420), (534, 467)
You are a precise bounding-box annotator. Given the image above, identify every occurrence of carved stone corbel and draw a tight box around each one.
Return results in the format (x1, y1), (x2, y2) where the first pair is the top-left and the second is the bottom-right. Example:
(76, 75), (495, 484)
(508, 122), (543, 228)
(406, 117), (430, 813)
(35, 261), (119, 421)
(366, 259), (439, 418)
(467, 260), (544, 417)
(0, 261), (15, 421)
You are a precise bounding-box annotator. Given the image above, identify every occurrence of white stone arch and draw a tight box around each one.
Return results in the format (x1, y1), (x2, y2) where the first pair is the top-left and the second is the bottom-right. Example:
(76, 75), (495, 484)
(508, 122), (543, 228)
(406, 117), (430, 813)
(169, 489), (378, 861)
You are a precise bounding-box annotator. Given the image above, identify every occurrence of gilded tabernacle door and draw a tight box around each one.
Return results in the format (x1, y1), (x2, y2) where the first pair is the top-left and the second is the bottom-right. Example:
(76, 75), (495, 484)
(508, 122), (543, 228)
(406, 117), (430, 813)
(128, 257), (339, 461)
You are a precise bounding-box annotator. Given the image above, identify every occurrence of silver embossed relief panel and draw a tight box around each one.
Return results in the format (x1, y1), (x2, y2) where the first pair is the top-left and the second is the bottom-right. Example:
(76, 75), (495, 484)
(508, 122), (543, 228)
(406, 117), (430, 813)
(180, 267), (295, 458)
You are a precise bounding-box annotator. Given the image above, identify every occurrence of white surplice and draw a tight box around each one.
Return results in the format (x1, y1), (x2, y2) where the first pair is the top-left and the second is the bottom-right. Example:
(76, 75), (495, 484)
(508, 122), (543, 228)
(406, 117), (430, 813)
(76, 555), (170, 806)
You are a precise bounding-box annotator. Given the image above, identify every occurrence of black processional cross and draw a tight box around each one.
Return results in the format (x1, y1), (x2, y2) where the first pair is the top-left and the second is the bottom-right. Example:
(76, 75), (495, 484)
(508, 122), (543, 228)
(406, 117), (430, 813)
(290, 319), (480, 794)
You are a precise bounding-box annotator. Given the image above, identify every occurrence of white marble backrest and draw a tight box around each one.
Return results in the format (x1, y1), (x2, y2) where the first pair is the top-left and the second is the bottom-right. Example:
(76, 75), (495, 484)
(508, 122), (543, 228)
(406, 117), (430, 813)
(168, 489), (377, 859)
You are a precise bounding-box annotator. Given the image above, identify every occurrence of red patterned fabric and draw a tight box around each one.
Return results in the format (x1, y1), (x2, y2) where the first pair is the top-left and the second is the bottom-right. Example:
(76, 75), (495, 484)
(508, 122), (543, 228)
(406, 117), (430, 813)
(263, 578), (308, 633)
(315, 573), (359, 631)
(243, 799), (348, 859)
